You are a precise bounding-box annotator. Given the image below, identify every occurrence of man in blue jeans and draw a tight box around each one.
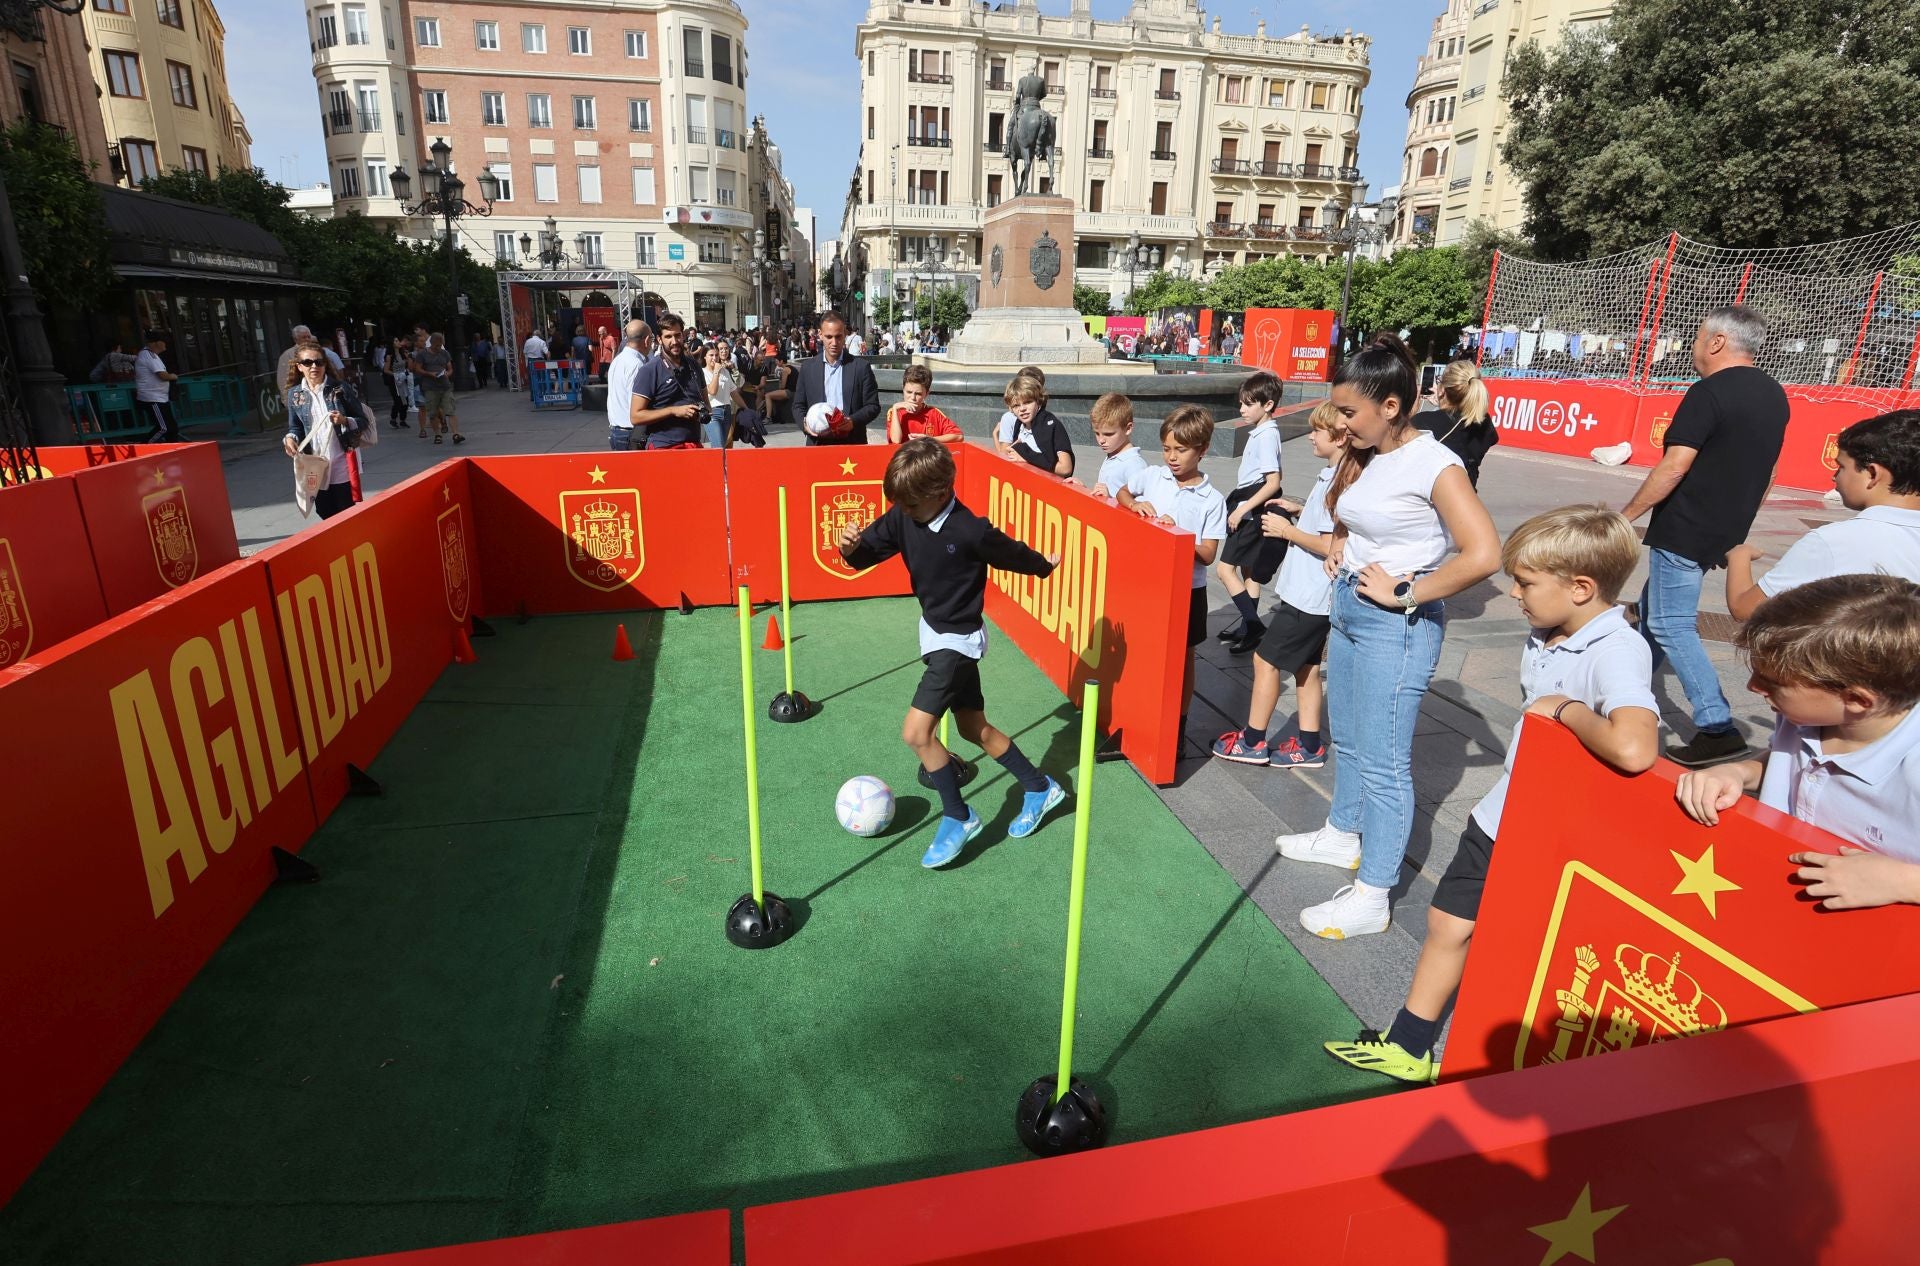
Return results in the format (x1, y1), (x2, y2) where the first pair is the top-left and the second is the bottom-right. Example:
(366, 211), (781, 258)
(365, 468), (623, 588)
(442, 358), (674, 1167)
(1622, 306), (1789, 766)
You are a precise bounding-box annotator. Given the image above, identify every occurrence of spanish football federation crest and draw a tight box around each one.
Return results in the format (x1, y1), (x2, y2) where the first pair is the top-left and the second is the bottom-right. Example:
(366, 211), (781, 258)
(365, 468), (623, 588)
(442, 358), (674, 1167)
(1821, 432), (1840, 472)
(1648, 409), (1674, 448)
(143, 480), (198, 588)
(560, 488), (644, 591)
(0, 538), (32, 666)
(1514, 861), (1812, 1071)
(811, 461), (889, 581)
(437, 502), (471, 622)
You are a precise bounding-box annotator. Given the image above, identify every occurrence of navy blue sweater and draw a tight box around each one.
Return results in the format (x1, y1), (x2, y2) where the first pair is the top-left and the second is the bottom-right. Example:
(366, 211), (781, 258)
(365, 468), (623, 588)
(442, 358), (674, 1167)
(843, 500), (1054, 634)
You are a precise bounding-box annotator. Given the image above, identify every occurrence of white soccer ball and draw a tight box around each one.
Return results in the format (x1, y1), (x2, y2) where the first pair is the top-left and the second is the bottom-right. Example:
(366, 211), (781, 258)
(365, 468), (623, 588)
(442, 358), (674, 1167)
(835, 775), (896, 837)
(803, 402), (836, 437)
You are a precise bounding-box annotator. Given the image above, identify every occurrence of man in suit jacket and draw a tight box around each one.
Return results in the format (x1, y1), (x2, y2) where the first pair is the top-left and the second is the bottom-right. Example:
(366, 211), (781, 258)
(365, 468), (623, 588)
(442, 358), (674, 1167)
(792, 313), (881, 445)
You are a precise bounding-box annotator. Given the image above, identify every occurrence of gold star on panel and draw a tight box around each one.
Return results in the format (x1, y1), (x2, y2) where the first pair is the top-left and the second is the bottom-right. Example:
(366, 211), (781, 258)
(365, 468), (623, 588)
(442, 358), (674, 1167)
(839, 458), (858, 475)
(1529, 1183), (1627, 1266)
(442, 486), (451, 502)
(587, 465), (608, 485)
(151, 466), (169, 485)
(1670, 844), (1741, 919)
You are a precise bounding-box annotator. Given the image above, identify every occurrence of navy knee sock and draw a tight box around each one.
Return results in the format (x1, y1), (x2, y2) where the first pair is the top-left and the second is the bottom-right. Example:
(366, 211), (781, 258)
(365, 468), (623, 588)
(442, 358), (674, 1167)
(926, 759), (967, 820)
(995, 741), (1049, 793)
(1299, 727), (1323, 752)
(1385, 1008), (1438, 1057)
(1231, 591), (1260, 624)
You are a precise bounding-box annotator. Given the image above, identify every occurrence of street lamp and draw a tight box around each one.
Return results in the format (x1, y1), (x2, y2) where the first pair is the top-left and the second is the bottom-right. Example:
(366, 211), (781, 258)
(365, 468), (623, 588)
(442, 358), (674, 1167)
(1321, 180), (1389, 360)
(518, 215), (579, 269)
(752, 228), (767, 331)
(390, 137), (497, 390)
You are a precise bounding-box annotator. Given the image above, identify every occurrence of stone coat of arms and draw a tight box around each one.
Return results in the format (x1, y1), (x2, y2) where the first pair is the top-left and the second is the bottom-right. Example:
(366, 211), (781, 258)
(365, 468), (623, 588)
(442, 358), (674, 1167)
(1030, 232), (1060, 291)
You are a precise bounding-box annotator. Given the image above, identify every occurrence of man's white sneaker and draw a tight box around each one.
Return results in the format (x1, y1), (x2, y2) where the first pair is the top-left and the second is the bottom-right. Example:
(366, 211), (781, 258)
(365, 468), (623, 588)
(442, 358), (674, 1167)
(1300, 883), (1391, 940)
(1275, 823), (1362, 870)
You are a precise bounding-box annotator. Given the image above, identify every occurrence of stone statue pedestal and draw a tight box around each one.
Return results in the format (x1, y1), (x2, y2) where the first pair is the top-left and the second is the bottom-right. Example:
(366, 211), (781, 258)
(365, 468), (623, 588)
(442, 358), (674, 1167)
(944, 195), (1109, 367)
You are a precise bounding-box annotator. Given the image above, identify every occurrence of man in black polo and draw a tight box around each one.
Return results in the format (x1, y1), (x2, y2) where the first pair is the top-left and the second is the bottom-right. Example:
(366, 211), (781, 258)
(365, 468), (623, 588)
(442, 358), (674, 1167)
(1621, 305), (1789, 766)
(629, 312), (706, 449)
(793, 312), (881, 445)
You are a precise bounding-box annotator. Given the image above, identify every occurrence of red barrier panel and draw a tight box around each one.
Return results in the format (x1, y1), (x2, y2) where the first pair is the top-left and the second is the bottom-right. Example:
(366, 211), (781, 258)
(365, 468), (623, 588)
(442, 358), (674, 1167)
(66, 442), (239, 614)
(252, 462), (482, 820)
(747, 991), (1920, 1263)
(467, 451), (732, 614)
(30, 442), (186, 476)
(307, 1210), (730, 1265)
(1485, 378), (1641, 458)
(1444, 717), (1920, 1082)
(0, 475), (108, 666)
(0, 557), (319, 1204)
(1774, 388), (1895, 493)
(726, 444), (916, 606)
(960, 455), (1188, 785)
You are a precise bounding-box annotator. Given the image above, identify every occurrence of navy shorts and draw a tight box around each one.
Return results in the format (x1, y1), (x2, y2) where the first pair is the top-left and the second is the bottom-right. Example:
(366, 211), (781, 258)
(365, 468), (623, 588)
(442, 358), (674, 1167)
(1186, 585), (1208, 647)
(1432, 818), (1498, 921)
(912, 649), (985, 716)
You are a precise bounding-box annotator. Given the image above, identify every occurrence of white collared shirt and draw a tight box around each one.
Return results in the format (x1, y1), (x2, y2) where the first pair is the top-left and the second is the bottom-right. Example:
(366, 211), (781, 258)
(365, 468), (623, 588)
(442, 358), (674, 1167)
(1757, 505), (1920, 597)
(1125, 465), (1229, 588)
(1235, 418), (1282, 492)
(1272, 466), (1338, 616)
(1759, 706), (1920, 861)
(917, 498), (989, 660)
(823, 356), (845, 413)
(1095, 444), (1146, 494)
(1471, 606), (1659, 837)
(606, 345), (643, 431)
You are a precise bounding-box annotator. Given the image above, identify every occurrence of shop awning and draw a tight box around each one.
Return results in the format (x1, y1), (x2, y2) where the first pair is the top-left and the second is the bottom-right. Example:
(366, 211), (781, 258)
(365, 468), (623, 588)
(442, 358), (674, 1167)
(112, 263), (337, 291)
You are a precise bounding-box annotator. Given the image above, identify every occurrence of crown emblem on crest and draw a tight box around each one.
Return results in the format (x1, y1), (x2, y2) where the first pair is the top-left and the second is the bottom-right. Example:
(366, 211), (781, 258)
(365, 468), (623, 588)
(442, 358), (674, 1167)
(832, 488), (868, 513)
(1615, 944), (1726, 1034)
(580, 497), (623, 521)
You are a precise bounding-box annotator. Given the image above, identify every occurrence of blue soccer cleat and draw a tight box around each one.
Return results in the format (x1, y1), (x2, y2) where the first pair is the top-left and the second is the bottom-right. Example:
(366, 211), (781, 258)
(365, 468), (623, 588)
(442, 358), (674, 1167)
(1008, 776), (1067, 839)
(921, 809), (983, 868)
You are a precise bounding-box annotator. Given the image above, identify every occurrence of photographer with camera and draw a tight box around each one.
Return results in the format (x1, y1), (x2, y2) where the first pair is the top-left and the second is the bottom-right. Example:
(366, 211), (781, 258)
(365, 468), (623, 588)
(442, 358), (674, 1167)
(629, 313), (708, 450)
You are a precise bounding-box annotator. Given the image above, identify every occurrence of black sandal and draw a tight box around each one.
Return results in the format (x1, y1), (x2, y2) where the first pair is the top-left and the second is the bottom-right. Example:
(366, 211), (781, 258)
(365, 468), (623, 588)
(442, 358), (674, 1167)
(434, 434), (443, 443)
(452, 434), (466, 445)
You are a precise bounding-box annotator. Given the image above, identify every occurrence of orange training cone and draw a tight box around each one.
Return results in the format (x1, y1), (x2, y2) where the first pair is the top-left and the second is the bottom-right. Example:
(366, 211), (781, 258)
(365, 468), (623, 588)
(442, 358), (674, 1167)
(762, 613), (784, 652)
(453, 625), (477, 664)
(612, 623), (635, 662)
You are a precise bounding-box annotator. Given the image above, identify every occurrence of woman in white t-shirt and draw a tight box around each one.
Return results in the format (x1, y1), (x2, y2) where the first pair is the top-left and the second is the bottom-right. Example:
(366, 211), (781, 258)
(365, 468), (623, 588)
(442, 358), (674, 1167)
(1277, 335), (1501, 940)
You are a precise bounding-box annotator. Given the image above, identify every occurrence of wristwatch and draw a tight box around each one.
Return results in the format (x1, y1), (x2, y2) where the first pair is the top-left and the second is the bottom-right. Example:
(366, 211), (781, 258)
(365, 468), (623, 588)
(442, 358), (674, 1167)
(1394, 579), (1419, 614)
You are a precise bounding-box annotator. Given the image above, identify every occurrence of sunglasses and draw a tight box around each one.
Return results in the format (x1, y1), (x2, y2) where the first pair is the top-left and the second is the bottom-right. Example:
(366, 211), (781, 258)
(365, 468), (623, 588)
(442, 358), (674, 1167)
(297, 358), (326, 366)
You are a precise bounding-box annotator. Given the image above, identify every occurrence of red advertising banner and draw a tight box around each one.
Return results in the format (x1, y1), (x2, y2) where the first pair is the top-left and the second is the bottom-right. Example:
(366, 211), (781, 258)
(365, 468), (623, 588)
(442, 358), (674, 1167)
(252, 462), (482, 820)
(1484, 378), (1641, 459)
(0, 476), (108, 667)
(467, 451), (732, 614)
(726, 445), (915, 607)
(66, 443), (240, 614)
(1105, 317), (1145, 355)
(1444, 718), (1920, 1081)
(0, 557), (319, 1204)
(1773, 388), (1894, 493)
(959, 456), (1188, 784)
(1240, 308), (1335, 382)
(747, 991), (1920, 1264)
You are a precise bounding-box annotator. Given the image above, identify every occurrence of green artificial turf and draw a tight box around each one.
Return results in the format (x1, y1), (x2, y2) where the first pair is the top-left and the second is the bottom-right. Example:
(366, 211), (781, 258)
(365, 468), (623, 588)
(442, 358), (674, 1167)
(0, 600), (1373, 1265)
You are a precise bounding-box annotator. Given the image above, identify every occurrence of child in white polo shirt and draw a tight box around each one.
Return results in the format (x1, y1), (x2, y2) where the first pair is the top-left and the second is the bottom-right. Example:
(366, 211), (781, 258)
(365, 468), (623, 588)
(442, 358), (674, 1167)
(1724, 409), (1920, 619)
(1213, 399), (1348, 769)
(1325, 506), (1660, 1083)
(1119, 404), (1229, 725)
(1215, 370), (1287, 653)
(1088, 392), (1146, 497)
(1675, 573), (1920, 909)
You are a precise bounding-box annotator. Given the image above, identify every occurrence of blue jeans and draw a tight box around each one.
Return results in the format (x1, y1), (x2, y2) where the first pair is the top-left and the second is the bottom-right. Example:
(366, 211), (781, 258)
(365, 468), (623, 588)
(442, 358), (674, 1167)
(609, 426), (634, 451)
(1326, 573), (1447, 890)
(1639, 547), (1732, 732)
(703, 406), (732, 450)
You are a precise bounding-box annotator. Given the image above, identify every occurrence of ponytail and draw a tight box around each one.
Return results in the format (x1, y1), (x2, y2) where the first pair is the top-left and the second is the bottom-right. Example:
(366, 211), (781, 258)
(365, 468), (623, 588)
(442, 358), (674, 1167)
(1440, 358), (1490, 426)
(1326, 334), (1420, 515)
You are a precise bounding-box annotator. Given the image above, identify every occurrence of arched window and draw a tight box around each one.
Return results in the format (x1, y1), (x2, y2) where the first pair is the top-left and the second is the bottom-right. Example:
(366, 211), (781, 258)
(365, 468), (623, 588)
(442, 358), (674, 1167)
(1439, 147), (1448, 173)
(1419, 147), (1439, 178)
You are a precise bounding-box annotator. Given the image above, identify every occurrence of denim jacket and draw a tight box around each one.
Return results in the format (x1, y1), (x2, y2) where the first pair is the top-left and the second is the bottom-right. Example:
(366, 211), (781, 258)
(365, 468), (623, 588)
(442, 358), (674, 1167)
(285, 379), (367, 448)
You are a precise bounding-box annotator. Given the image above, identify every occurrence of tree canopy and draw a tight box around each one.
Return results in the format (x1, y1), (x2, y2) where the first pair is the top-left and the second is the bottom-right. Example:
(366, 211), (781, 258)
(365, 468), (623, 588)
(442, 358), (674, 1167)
(0, 121), (115, 310)
(1502, 0), (1920, 257)
(1071, 283), (1111, 316)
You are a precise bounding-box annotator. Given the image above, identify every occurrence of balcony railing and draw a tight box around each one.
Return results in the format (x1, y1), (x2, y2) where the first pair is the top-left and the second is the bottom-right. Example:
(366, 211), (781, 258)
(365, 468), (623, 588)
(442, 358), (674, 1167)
(1211, 158), (1250, 174)
(1461, 84), (1486, 101)
(327, 110), (353, 133)
(358, 110), (381, 132)
(1090, 87), (1116, 99)
(1150, 149), (1176, 160)
(1154, 88), (1180, 100)
(715, 128), (737, 148)
(1205, 221), (1249, 238)
(1473, 0), (1500, 14)
(687, 125), (708, 143)
(1088, 146), (1112, 158)
(985, 76), (1009, 90)
(1449, 176), (1472, 191)
(909, 71), (952, 84)
(984, 137), (1002, 151)
(1337, 166), (1362, 182)
(907, 135), (951, 147)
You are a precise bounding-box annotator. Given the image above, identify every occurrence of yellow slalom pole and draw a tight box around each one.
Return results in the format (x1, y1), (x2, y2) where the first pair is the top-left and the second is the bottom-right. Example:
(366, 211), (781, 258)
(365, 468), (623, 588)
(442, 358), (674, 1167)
(940, 711), (951, 748)
(1054, 680), (1099, 1103)
(777, 486), (795, 696)
(737, 584), (765, 905)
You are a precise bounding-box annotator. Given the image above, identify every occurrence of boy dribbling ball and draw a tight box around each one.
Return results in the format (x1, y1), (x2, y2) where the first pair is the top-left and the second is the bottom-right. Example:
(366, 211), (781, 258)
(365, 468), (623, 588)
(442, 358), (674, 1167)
(1675, 573), (1920, 909)
(838, 438), (1068, 868)
(885, 364), (963, 445)
(1326, 506), (1659, 1083)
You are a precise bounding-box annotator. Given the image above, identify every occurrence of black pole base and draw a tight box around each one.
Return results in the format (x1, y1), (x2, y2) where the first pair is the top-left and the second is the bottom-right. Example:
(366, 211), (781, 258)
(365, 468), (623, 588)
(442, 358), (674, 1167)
(271, 846), (321, 885)
(726, 891), (796, 949)
(469, 616), (497, 638)
(346, 763), (383, 797)
(1015, 1074), (1109, 1157)
(1093, 729), (1128, 764)
(767, 690), (814, 723)
(917, 756), (977, 791)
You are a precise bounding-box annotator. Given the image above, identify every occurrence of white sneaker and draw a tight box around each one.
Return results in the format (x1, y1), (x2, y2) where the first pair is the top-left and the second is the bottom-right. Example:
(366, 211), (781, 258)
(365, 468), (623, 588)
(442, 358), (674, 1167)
(1300, 882), (1391, 940)
(1276, 822), (1362, 870)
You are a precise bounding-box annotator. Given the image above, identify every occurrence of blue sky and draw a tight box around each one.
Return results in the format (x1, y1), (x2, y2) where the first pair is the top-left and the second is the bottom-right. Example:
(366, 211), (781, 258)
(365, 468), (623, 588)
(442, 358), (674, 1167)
(235, 0), (1427, 231)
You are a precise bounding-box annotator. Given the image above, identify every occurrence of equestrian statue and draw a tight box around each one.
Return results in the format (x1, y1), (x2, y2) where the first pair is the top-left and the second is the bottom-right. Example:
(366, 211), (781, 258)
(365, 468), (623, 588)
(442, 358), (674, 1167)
(1005, 69), (1057, 198)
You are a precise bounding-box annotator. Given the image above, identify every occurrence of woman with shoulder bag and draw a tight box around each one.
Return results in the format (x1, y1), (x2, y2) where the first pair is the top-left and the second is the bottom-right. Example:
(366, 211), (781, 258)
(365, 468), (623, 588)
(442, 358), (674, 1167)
(282, 340), (368, 520)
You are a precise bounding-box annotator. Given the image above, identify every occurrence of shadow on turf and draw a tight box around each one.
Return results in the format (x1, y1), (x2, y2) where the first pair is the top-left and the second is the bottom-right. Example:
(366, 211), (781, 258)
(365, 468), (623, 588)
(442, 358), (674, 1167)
(813, 656), (923, 705)
(944, 699), (1084, 870)
(802, 796), (932, 900)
